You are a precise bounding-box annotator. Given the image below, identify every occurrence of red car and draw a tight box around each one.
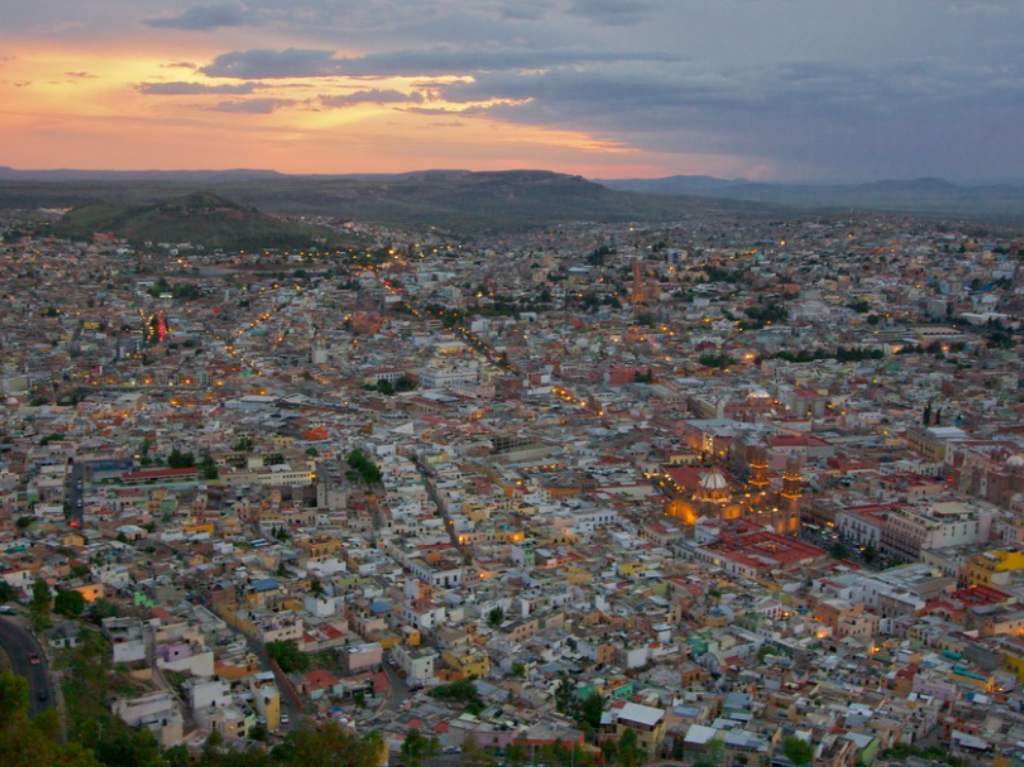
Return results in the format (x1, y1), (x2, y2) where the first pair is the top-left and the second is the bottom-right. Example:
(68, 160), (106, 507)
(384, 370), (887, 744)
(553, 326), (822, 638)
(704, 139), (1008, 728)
(28, 653), (40, 665)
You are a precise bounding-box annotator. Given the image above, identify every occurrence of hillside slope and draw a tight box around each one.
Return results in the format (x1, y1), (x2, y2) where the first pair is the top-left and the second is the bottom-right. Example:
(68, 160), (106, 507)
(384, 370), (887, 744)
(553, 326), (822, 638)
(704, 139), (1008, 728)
(1, 169), (778, 233)
(52, 192), (342, 250)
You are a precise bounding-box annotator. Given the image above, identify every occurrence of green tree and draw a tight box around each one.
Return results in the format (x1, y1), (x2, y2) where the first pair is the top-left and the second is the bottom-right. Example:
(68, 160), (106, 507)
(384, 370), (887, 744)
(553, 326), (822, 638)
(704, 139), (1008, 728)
(554, 674), (577, 716)
(266, 640), (310, 673)
(309, 577), (325, 598)
(617, 729), (644, 767)
(782, 736), (813, 766)
(55, 588), (87, 617)
(199, 453), (219, 480)
(829, 542), (849, 560)
(166, 449), (195, 469)
(400, 729), (441, 767)
(694, 738), (724, 767)
(579, 691), (605, 732)
(487, 606), (504, 628)
(29, 578), (51, 630)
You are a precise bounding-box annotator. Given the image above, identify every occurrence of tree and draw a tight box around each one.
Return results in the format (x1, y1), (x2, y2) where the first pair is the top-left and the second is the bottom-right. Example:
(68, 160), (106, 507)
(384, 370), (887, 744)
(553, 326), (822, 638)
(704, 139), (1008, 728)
(55, 588), (87, 618)
(617, 729), (644, 767)
(266, 640), (310, 673)
(309, 577), (325, 598)
(30, 578), (51, 630)
(579, 691), (605, 732)
(400, 729), (441, 767)
(15, 515), (34, 530)
(487, 606), (504, 628)
(199, 453), (218, 480)
(346, 449), (382, 485)
(554, 674), (577, 716)
(863, 543), (878, 564)
(511, 662), (526, 679)
(782, 736), (813, 766)
(167, 449), (195, 469)
(694, 738), (724, 767)
(234, 436), (254, 452)
(829, 542), (849, 560)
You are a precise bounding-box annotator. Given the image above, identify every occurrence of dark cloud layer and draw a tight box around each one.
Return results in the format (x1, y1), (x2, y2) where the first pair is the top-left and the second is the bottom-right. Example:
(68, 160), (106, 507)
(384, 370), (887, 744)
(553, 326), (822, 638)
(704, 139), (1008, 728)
(145, 2), (252, 30)
(200, 46), (679, 79)
(320, 89), (423, 107)
(209, 97), (294, 113)
(139, 80), (259, 94)
(9, 0), (1022, 178)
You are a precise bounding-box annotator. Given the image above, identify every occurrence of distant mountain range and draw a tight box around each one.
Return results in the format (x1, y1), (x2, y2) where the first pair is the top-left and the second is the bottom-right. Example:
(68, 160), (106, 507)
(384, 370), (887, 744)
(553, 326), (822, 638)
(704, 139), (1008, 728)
(0, 168), (773, 233)
(2, 167), (1023, 232)
(52, 192), (344, 250)
(601, 175), (1024, 218)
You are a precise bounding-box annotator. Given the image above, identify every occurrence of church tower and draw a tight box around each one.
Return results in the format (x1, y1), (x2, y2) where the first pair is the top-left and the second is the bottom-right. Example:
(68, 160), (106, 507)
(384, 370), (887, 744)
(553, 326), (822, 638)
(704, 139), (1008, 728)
(747, 446), (770, 496)
(780, 455), (803, 532)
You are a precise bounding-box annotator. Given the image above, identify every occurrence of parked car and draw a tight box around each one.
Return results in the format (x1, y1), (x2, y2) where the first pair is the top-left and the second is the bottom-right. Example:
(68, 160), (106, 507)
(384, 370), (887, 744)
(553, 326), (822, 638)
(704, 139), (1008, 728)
(28, 653), (40, 665)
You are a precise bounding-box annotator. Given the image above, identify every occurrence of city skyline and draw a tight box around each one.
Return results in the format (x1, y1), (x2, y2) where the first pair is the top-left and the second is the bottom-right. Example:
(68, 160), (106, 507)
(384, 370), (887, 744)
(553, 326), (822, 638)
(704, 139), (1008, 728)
(3, 0), (1024, 181)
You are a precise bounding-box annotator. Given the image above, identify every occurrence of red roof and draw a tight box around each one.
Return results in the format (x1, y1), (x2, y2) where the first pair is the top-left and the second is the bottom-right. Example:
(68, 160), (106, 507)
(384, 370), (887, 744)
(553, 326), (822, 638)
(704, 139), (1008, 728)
(304, 670), (337, 690)
(122, 467), (198, 482)
(954, 584), (1011, 607)
(709, 530), (825, 570)
(767, 433), (829, 448)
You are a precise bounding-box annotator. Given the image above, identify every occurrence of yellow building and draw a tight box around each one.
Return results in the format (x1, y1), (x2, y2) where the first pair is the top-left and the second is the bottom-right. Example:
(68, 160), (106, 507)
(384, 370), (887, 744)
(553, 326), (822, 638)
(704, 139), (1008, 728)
(965, 550), (1024, 587)
(249, 676), (281, 731)
(615, 702), (666, 758)
(441, 648), (490, 680)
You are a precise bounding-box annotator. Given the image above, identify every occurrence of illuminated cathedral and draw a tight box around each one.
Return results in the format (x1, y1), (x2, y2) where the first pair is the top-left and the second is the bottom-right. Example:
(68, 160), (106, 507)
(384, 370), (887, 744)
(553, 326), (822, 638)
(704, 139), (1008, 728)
(664, 447), (802, 535)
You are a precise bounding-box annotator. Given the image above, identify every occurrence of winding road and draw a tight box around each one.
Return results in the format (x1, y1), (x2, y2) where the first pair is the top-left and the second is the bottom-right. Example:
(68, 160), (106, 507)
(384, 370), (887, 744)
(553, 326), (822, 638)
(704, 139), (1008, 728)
(0, 614), (54, 715)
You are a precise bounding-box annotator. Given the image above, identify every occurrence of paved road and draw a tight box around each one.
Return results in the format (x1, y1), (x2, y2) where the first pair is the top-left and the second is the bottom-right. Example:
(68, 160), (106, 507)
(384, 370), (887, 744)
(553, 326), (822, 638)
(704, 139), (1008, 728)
(0, 614), (54, 715)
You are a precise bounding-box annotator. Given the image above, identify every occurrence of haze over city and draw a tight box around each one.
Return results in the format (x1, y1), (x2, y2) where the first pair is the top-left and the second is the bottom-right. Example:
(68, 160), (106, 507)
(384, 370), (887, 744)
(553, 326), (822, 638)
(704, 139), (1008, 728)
(3, 0), (1024, 180)
(2, 5), (1024, 767)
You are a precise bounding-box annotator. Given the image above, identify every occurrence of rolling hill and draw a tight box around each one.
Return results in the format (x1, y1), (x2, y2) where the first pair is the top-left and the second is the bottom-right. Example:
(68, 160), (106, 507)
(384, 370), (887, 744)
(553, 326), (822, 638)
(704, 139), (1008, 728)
(0, 169), (778, 233)
(52, 192), (343, 250)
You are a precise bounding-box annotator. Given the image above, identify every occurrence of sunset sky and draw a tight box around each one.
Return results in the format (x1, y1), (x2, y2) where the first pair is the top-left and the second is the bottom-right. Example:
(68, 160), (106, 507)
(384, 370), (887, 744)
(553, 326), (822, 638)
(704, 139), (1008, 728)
(2, 0), (1024, 180)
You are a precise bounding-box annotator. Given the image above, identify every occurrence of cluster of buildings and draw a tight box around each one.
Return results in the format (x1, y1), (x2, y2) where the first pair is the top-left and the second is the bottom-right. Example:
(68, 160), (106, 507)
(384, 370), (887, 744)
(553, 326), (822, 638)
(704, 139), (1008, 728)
(1, 208), (1024, 765)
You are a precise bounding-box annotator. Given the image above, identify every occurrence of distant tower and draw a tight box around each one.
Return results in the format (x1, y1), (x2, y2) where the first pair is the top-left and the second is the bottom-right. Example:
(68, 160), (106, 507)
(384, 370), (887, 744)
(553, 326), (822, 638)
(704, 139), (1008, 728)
(630, 261), (647, 305)
(780, 455), (804, 532)
(747, 446), (770, 495)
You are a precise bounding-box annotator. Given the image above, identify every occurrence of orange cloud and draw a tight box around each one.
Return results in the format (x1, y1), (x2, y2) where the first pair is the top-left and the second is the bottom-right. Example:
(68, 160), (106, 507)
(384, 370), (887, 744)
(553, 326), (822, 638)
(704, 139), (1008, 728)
(0, 39), (758, 178)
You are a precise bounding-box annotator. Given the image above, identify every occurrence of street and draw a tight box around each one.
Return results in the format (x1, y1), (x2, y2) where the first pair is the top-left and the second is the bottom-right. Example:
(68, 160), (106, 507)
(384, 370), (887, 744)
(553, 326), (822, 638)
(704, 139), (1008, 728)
(0, 614), (54, 715)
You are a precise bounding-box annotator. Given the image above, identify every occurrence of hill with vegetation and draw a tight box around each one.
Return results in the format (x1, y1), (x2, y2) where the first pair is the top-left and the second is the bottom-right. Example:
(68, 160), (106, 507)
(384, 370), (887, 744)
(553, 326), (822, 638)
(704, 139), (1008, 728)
(1, 169), (778, 234)
(51, 192), (343, 250)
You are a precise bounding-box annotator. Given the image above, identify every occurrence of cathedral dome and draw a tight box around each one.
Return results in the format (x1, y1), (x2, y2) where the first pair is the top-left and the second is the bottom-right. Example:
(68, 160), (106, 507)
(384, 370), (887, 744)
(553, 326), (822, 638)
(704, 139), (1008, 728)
(699, 470), (728, 491)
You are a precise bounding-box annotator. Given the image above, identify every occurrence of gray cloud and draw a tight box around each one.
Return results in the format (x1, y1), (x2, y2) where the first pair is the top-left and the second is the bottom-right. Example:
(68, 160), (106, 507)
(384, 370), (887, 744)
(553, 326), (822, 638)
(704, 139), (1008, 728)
(320, 89), (424, 107)
(65, 71), (96, 78)
(567, 0), (661, 25)
(200, 46), (679, 78)
(144, 2), (252, 30)
(139, 80), (260, 94)
(210, 97), (295, 113)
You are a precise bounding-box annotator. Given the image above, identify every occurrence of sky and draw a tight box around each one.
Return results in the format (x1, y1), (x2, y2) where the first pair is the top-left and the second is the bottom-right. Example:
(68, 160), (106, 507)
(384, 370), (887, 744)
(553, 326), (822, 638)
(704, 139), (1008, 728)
(1, 0), (1024, 180)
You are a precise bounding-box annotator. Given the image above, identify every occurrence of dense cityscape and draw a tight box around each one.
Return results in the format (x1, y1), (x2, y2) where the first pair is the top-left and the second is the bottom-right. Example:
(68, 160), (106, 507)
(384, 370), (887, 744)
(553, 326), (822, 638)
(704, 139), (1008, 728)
(0, 203), (1022, 767)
